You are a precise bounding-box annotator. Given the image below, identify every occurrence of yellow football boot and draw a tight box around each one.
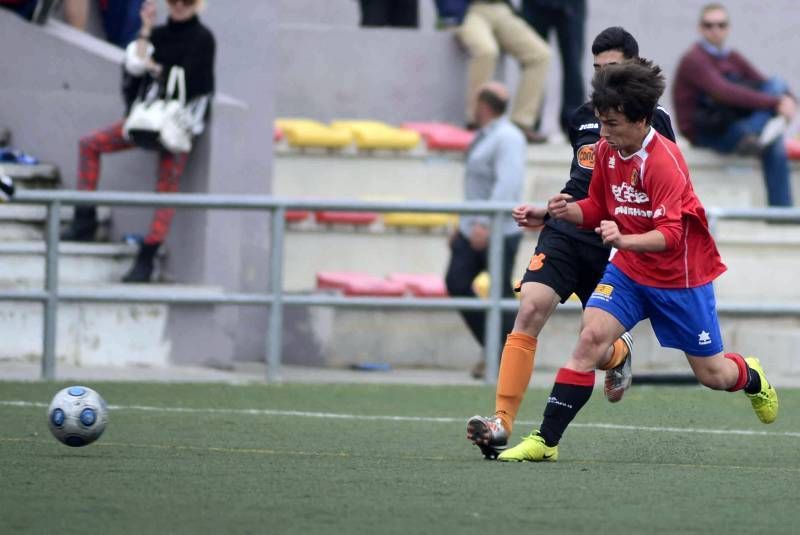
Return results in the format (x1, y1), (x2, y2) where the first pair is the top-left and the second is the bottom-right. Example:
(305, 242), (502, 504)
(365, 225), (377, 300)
(497, 432), (558, 462)
(744, 357), (778, 424)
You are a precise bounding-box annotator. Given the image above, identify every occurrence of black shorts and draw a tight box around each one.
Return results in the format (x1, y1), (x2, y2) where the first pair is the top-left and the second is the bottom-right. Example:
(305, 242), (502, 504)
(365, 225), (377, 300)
(517, 225), (611, 305)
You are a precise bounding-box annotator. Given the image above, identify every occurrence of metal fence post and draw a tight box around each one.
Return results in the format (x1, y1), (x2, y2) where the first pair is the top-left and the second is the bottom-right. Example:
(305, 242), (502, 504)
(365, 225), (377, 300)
(266, 206), (286, 383)
(42, 200), (61, 380)
(483, 210), (506, 384)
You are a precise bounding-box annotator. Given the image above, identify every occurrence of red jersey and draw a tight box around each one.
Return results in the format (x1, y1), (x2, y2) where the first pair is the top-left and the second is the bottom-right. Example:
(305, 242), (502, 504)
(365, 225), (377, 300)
(576, 128), (726, 288)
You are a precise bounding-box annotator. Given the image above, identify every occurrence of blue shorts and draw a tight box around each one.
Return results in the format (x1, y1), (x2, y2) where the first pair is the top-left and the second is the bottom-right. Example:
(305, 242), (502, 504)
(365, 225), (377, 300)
(586, 264), (723, 357)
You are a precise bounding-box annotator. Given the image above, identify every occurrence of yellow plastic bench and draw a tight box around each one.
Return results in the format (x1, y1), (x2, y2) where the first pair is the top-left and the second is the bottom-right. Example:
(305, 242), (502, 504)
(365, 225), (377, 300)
(275, 119), (353, 149)
(383, 212), (458, 229)
(330, 120), (421, 150)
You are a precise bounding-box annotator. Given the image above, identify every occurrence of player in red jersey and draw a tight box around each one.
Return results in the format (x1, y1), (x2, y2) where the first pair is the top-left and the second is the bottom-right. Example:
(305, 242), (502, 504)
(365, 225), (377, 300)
(498, 59), (779, 462)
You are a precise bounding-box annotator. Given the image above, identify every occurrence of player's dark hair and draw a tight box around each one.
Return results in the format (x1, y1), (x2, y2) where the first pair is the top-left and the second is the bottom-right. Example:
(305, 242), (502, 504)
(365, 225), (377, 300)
(477, 88), (508, 116)
(591, 27), (639, 59)
(591, 58), (665, 125)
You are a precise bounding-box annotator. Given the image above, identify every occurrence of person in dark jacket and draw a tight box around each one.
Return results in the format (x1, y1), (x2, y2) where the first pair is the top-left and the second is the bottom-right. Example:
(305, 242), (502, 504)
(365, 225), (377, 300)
(358, 0), (418, 28)
(673, 3), (795, 207)
(466, 27), (676, 460)
(61, 0), (215, 283)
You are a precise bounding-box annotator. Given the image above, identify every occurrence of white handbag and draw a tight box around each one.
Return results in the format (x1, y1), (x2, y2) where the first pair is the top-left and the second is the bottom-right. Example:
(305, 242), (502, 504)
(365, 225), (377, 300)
(123, 66), (193, 154)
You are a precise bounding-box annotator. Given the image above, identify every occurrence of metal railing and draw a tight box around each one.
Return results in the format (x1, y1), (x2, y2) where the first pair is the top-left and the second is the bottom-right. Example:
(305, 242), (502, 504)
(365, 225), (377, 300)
(4, 190), (532, 383)
(6, 190), (800, 383)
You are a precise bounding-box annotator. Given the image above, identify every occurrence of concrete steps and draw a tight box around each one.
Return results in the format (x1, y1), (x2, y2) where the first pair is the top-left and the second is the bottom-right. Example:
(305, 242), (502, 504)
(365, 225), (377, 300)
(274, 143), (800, 208)
(0, 241), (139, 286)
(0, 204), (112, 241)
(296, 306), (800, 380)
(282, 220), (800, 301)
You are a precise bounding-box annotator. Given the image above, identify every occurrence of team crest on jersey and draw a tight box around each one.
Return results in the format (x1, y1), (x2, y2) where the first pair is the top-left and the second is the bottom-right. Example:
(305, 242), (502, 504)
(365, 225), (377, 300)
(631, 168), (640, 186)
(577, 144), (595, 170)
(608, 156), (616, 169)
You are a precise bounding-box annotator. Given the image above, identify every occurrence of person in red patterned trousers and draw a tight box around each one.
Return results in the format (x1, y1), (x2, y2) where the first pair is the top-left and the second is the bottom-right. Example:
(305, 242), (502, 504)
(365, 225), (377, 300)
(62, 0), (214, 283)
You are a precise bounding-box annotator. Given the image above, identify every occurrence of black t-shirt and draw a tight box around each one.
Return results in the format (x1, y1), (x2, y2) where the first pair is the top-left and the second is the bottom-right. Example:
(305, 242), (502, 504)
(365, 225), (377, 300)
(123, 15), (215, 111)
(544, 101), (676, 248)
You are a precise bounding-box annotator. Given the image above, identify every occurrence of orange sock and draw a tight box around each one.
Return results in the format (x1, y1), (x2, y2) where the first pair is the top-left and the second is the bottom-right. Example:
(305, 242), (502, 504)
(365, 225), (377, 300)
(494, 332), (537, 435)
(599, 338), (628, 371)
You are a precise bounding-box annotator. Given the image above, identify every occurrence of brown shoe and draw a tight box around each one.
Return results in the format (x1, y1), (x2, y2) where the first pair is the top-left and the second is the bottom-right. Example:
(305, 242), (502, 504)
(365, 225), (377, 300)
(513, 122), (548, 144)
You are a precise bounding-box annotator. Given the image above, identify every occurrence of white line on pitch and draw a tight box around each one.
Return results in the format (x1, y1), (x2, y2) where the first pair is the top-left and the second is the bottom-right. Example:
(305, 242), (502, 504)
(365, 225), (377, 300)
(2, 400), (797, 438)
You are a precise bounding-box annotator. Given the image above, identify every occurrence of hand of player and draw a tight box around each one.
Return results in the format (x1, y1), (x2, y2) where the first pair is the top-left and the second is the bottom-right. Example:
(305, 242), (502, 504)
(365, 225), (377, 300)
(140, 0), (157, 33)
(512, 203), (546, 228)
(469, 224), (489, 251)
(547, 193), (573, 219)
(595, 220), (625, 248)
(777, 95), (797, 120)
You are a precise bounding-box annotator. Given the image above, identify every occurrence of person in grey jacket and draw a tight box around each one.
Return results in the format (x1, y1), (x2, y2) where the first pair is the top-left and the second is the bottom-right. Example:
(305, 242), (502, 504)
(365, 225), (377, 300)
(445, 82), (526, 379)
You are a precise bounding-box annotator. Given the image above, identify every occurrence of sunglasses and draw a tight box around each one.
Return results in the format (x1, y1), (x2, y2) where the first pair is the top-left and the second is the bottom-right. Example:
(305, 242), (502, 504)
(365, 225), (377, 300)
(167, 0), (196, 6)
(701, 21), (728, 29)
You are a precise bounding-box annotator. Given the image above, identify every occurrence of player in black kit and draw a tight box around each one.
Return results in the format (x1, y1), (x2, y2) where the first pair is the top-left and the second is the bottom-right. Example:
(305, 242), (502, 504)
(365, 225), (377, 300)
(466, 27), (676, 460)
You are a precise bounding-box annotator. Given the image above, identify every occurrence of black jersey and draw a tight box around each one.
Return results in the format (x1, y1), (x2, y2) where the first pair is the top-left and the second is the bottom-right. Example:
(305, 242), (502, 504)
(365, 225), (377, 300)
(545, 101), (676, 247)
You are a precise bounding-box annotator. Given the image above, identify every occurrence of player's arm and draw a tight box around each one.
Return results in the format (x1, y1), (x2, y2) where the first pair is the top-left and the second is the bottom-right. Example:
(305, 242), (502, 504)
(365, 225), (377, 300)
(512, 203), (546, 227)
(596, 221), (666, 251)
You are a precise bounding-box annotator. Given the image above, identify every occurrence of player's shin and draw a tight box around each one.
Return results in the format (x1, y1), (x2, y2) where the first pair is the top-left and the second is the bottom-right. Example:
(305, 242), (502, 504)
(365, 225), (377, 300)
(538, 368), (595, 447)
(494, 332), (537, 434)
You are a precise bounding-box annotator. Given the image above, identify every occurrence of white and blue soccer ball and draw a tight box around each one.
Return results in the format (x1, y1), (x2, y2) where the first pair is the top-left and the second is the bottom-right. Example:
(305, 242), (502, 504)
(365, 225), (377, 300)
(47, 386), (108, 447)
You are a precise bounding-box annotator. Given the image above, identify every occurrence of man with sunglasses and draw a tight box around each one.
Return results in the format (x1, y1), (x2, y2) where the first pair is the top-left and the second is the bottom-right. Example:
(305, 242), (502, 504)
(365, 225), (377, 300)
(674, 2), (796, 207)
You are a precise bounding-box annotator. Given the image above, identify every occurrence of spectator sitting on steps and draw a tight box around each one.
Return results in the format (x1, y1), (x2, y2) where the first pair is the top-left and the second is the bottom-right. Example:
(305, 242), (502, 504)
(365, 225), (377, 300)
(61, 0), (215, 283)
(673, 2), (796, 207)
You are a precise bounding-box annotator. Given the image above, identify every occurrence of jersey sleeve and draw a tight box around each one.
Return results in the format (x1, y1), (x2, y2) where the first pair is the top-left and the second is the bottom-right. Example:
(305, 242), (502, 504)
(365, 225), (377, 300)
(646, 146), (687, 250)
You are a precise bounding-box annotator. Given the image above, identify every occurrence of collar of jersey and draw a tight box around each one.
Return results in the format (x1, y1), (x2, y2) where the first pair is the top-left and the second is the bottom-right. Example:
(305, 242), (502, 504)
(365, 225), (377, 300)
(618, 127), (655, 161)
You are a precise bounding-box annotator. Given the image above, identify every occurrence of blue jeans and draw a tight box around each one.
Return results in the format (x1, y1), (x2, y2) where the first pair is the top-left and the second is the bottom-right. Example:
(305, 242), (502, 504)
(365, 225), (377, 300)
(695, 77), (793, 207)
(100, 0), (145, 48)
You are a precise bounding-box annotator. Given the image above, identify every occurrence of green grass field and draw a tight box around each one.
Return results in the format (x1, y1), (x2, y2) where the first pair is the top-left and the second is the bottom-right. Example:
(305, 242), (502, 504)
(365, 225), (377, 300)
(1, 381), (798, 534)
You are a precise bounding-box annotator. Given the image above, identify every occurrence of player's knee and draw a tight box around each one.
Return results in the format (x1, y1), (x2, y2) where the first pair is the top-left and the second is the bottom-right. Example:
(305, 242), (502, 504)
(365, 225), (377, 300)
(576, 323), (610, 354)
(515, 296), (547, 332)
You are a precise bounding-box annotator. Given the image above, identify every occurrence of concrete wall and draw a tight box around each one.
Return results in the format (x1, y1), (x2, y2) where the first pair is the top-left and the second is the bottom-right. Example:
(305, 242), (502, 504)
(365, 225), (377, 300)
(0, 5), (276, 364)
(273, 0), (800, 135)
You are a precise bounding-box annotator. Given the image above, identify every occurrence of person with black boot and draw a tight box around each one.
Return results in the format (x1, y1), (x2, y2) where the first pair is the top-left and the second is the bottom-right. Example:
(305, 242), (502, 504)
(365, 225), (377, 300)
(61, 0), (215, 283)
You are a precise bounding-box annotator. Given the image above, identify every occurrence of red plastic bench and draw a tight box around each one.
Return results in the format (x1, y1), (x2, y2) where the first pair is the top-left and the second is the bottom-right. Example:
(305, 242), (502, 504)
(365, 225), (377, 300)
(316, 272), (406, 297)
(314, 211), (379, 225)
(401, 122), (475, 152)
(285, 210), (310, 223)
(387, 273), (448, 297)
(786, 138), (800, 160)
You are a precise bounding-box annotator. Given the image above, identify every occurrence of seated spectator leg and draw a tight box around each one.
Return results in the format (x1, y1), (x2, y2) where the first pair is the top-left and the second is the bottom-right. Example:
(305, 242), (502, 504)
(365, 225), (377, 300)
(122, 151), (188, 283)
(63, 0), (89, 30)
(388, 0), (418, 28)
(101, 0), (144, 47)
(456, 7), (500, 126)
(359, 0), (390, 27)
(63, 120), (135, 241)
(761, 135), (793, 207)
(553, 0), (586, 134)
(1, 0), (37, 20)
(493, 6), (551, 132)
(445, 232), (488, 346)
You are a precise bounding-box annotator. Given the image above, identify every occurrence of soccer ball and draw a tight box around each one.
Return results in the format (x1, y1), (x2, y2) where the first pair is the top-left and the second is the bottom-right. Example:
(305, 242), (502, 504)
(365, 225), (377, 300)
(47, 386), (108, 447)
